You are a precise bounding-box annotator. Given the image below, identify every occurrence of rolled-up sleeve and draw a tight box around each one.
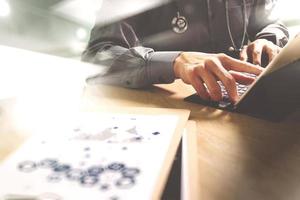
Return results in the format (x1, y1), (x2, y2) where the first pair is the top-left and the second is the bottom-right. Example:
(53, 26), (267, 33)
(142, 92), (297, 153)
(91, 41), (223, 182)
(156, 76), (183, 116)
(82, 21), (180, 88)
(255, 24), (289, 47)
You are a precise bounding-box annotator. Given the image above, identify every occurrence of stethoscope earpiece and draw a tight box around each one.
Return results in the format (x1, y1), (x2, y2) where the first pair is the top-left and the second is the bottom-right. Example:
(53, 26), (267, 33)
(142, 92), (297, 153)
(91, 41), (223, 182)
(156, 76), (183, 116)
(172, 12), (188, 34)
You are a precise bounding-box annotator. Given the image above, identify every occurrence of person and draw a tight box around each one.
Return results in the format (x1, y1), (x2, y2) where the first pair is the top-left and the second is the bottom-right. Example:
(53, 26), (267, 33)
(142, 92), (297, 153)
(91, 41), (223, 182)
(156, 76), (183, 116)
(82, 0), (289, 103)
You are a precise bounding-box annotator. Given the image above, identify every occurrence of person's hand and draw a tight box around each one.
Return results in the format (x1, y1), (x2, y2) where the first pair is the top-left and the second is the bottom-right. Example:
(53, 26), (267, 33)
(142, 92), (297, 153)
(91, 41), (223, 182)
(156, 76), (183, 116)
(240, 39), (282, 66)
(173, 52), (264, 102)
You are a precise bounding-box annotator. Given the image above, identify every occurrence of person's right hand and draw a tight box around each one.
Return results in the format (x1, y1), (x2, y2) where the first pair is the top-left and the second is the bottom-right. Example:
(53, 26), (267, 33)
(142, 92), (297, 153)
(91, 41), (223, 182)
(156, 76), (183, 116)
(173, 52), (264, 103)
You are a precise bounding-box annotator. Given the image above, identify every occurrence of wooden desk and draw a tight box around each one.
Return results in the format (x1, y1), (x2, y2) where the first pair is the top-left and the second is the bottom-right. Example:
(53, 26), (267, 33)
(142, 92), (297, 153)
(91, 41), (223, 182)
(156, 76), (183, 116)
(82, 80), (300, 200)
(1, 45), (300, 200)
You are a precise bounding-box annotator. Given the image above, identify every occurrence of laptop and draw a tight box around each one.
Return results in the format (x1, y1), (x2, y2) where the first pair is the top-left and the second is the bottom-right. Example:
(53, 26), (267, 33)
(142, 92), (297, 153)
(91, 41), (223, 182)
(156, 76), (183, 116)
(184, 35), (300, 121)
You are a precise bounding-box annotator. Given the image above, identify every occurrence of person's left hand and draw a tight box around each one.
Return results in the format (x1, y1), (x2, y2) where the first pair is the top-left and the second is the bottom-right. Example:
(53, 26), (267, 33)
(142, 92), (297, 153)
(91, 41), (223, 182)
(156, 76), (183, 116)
(239, 39), (282, 66)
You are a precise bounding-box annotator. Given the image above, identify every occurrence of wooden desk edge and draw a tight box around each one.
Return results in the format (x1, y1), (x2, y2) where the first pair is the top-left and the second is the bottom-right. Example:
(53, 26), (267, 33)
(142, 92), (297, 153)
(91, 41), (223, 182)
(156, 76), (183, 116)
(181, 121), (200, 200)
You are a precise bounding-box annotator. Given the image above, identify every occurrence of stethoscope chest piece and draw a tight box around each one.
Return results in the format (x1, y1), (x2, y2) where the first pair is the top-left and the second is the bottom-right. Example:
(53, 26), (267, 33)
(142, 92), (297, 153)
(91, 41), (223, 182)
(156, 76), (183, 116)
(172, 12), (188, 34)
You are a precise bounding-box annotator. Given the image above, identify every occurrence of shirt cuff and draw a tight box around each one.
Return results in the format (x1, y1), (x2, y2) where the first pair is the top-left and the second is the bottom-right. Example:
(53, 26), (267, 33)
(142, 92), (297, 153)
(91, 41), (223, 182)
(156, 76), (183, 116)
(147, 51), (181, 84)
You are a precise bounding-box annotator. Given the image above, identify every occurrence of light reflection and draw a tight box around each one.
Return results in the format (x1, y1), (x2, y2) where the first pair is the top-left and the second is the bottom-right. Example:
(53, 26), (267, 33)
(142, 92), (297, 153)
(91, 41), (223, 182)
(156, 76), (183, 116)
(76, 28), (88, 40)
(11, 77), (84, 136)
(71, 40), (86, 53)
(274, 0), (300, 21)
(0, 0), (10, 17)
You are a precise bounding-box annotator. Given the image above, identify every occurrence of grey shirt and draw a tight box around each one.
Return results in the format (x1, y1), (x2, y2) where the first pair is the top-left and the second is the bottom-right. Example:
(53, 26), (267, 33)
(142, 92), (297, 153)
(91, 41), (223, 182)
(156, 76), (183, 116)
(82, 0), (289, 88)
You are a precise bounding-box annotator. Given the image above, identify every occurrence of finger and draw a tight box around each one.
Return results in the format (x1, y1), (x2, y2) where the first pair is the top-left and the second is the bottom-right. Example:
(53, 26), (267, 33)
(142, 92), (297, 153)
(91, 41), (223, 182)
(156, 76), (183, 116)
(240, 45), (248, 62)
(252, 43), (263, 65)
(194, 66), (222, 101)
(263, 45), (279, 64)
(190, 75), (210, 101)
(246, 44), (254, 63)
(205, 58), (238, 102)
(229, 71), (256, 85)
(219, 54), (264, 75)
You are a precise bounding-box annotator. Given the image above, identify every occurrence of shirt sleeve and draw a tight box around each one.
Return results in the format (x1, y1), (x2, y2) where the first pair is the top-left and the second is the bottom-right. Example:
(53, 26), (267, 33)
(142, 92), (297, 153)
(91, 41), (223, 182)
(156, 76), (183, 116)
(247, 0), (289, 47)
(82, 21), (180, 88)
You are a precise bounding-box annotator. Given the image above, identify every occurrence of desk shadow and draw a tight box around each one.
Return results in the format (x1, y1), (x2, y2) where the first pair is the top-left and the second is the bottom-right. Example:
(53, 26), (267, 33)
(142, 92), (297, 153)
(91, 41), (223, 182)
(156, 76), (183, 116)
(150, 87), (233, 121)
(86, 83), (300, 123)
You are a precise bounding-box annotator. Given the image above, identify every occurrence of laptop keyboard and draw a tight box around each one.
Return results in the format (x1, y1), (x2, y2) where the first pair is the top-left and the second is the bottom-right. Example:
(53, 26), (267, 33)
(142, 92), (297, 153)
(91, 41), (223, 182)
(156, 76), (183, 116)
(219, 82), (249, 102)
(219, 73), (256, 103)
(185, 73), (258, 108)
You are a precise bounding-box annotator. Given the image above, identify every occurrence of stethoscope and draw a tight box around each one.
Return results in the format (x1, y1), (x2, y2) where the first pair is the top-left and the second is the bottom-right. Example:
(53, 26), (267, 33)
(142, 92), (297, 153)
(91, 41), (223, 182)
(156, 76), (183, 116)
(172, 0), (247, 55)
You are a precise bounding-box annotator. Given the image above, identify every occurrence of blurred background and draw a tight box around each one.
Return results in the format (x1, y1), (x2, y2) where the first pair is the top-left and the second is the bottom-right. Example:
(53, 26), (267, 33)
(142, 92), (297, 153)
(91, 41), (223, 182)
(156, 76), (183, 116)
(0, 0), (299, 60)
